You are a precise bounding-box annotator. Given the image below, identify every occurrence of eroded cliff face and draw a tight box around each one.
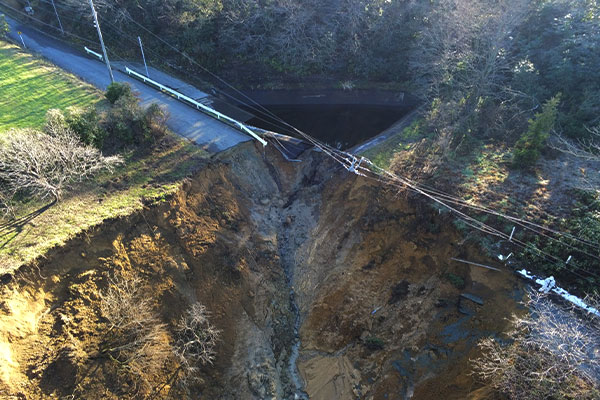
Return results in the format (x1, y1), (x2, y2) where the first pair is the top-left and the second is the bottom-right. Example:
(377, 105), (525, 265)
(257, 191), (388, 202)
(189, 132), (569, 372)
(0, 143), (523, 400)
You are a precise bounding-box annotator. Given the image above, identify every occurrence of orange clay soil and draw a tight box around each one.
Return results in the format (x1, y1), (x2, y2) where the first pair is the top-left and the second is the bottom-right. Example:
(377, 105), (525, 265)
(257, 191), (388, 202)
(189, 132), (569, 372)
(0, 142), (524, 399)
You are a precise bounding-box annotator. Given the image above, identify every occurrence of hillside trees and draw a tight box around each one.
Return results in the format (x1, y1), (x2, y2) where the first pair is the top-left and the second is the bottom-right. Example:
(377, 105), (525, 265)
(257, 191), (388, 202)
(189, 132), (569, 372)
(511, 0), (600, 138)
(410, 0), (530, 142)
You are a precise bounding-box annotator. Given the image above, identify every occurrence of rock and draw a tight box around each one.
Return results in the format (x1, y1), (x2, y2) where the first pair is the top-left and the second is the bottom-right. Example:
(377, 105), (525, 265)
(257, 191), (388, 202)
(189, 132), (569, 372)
(458, 293), (484, 315)
(388, 281), (410, 304)
(435, 298), (448, 308)
(260, 198), (271, 206)
(460, 293), (484, 305)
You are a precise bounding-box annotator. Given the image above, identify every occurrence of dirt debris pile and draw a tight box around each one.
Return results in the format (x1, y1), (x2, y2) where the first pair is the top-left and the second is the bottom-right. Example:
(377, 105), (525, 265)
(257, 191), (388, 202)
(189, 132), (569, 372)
(0, 143), (522, 399)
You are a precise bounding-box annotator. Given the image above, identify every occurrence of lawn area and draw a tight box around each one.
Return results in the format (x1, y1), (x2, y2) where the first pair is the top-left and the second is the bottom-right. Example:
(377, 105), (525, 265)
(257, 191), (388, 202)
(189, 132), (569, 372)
(0, 40), (101, 131)
(0, 138), (207, 273)
(0, 40), (208, 273)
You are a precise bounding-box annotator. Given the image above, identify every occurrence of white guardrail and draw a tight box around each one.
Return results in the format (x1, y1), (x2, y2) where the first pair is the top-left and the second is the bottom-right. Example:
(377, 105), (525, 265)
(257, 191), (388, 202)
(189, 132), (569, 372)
(124, 67), (267, 146)
(84, 46), (103, 61)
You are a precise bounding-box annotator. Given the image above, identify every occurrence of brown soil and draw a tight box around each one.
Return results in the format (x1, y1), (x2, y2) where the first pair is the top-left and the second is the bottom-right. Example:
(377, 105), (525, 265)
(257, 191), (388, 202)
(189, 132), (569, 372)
(0, 142), (524, 399)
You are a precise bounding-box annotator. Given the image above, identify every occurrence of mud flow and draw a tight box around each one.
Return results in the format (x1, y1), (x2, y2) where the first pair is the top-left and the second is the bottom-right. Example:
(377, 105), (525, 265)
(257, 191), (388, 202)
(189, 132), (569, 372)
(0, 143), (523, 399)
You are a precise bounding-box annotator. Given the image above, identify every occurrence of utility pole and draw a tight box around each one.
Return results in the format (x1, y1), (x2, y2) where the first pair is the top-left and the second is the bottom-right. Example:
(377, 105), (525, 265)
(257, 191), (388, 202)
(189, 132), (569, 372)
(17, 31), (26, 48)
(49, 0), (64, 35)
(138, 36), (149, 77)
(87, 0), (113, 83)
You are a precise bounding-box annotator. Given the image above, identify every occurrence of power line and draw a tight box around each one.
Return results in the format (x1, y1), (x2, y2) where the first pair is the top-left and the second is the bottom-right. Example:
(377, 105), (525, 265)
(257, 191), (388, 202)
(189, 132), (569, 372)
(5, 2), (598, 285)
(0, 1), (97, 45)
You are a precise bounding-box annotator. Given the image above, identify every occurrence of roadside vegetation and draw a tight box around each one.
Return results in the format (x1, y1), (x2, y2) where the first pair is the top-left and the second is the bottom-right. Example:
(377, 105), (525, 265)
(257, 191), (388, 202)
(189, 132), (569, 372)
(0, 42), (207, 274)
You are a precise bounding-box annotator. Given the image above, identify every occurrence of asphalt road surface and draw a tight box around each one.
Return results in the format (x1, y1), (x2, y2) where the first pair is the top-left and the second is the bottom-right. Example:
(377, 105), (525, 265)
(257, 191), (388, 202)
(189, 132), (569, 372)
(4, 15), (251, 153)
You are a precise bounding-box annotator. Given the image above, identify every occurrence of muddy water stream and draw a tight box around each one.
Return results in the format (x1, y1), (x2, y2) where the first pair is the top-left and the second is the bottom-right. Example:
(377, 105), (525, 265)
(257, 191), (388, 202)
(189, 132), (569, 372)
(288, 288), (308, 399)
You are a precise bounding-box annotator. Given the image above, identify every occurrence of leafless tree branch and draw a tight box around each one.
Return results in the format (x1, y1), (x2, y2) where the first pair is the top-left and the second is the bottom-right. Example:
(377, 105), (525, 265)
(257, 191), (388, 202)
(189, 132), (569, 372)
(0, 125), (122, 207)
(174, 302), (220, 382)
(552, 126), (600, 162)
(472, 291), (600, 399)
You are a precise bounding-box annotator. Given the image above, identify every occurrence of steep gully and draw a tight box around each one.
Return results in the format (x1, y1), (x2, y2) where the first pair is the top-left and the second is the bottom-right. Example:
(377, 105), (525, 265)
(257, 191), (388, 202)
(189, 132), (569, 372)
(0, 143), (523, 399)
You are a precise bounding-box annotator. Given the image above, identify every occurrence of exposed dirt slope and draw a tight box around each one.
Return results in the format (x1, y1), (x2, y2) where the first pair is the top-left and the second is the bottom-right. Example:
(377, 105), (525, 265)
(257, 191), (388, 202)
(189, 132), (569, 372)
(0, 143), (523, 399)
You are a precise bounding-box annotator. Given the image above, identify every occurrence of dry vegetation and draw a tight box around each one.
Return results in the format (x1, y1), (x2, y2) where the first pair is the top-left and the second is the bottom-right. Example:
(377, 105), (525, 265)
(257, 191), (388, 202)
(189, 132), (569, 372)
(99, 273), (172, 395)
(473, 291), (600, 399)
(0, 127), (122, 208)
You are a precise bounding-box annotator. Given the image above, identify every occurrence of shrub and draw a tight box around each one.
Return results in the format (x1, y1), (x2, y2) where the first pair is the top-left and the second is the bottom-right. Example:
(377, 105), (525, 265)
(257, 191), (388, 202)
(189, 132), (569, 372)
(364, 336), (385, 351)
(99, 273), (172, 396)
(0, 14), (9, 39)
(174, 302), (219, 382)
(445, 273), (465, 289)
(103, 94), (145, 145)
(472, 291), (600, 399)
(142, 103), (169, 143)
(45, 108), (104, 148)
(103, 96), (168, 148)
(64, 106), (104, 147)
(512, 94), (561, 168)
(105, 82), (133, 104)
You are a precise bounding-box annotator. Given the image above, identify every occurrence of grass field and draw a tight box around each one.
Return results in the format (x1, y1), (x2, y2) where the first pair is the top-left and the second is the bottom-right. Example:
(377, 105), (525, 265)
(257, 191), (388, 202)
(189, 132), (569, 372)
(0, 40), (101, 131)
(0, 40), (208, 273)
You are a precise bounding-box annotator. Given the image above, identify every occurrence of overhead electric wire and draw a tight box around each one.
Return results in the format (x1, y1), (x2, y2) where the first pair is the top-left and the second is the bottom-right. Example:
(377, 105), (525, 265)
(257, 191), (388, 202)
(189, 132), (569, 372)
(0, 0), (98, 45)
(7, 2), (598, 283)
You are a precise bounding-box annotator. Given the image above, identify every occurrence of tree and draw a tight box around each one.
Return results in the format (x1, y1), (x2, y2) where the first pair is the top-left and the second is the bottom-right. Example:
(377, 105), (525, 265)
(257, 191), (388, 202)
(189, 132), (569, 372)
(553, 126), (600, 163)
(512, 94), (561, 168)
(472, 291), (600, 399)
(0, 127), (122, 204)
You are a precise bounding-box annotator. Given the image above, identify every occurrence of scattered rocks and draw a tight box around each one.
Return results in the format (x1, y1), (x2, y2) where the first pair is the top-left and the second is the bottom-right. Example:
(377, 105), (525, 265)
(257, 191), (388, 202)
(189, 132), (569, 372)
(458, 293), (484, 315)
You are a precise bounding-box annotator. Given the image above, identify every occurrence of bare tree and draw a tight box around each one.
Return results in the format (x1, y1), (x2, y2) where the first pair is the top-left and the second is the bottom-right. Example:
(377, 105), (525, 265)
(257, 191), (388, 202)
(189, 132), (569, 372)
(472, 291), (600, 399)
(174, 302), (220, 381)
(0, 127), (122, 204)
(553, 126), (600, 162)
(99, 273), (172, 394)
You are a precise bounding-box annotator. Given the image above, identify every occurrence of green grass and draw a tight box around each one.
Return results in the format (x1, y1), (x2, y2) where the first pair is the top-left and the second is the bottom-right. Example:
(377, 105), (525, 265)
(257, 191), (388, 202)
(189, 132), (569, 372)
(359, 118), (426, 169)
(0, 138), (207, 273)
(0, 40), (101, 131)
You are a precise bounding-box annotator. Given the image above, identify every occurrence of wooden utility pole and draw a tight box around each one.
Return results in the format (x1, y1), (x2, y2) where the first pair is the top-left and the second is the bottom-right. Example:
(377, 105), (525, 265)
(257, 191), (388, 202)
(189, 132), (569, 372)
(49, 0), (64, 35)
(87, 0), (113, 83)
